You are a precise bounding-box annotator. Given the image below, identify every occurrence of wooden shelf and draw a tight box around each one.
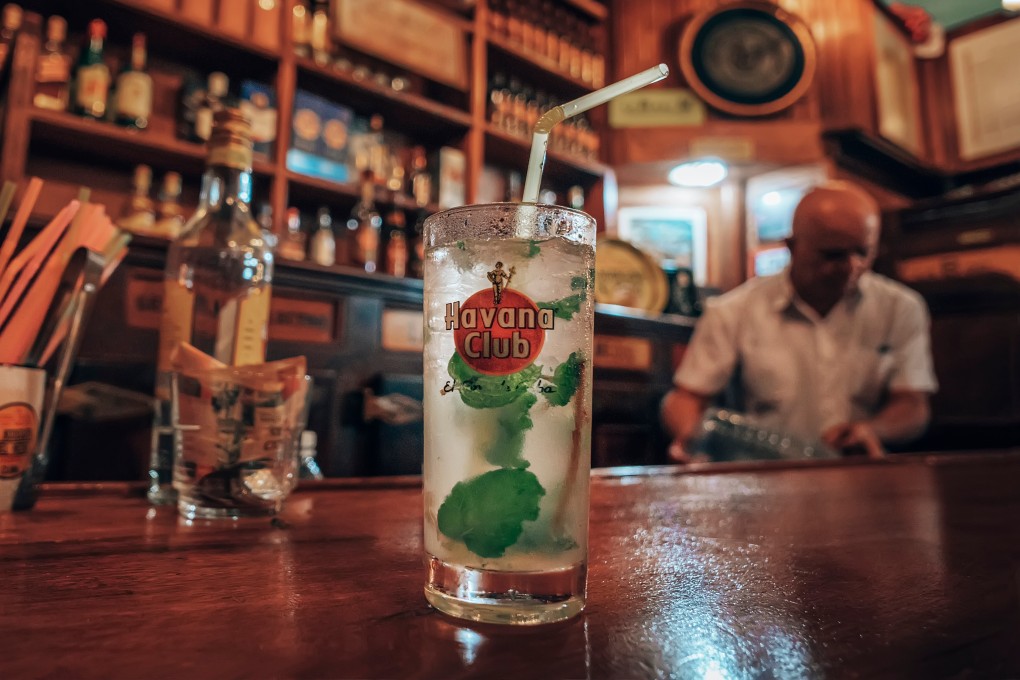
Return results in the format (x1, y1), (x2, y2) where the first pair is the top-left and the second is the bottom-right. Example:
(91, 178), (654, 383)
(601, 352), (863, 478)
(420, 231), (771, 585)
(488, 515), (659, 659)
(563, 0), (609, 21)
(28, 108), (275, 176)
(77, 0), (279, 61)
(484, 125), (608, 184)
(487, 34), (594, 96)
(295, 58), (473, 142)
(286, 170), (440, 213)
(824, 128), (1020, 200)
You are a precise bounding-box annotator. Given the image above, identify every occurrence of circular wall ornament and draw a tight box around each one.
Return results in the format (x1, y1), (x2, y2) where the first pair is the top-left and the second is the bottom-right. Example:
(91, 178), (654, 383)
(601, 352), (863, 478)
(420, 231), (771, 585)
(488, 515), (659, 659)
(679, 1), (817, 117)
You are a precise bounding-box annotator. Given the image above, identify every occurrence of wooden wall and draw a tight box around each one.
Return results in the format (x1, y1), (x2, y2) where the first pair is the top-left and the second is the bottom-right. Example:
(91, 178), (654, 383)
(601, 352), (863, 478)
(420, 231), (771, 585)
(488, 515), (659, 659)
(607, 0), (881, 168)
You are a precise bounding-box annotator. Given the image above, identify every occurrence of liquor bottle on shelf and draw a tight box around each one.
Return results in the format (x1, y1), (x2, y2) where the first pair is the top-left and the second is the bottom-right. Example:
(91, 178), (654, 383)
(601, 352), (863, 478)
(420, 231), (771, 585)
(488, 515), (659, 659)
(292, 0), (311, 58)
(542, 2), (558, 62)
(33, 15), (71, 111)
(194, 72), (230, 142)
(71, 19), (111, 120)
(567, 185), (585, 211)
(112, 33), (153, 129)
(0, 3), (22, 83)
(310, 0), (331, 66)
(277, 207), (308, 261)
(408, 146), (431, 206)
(555, 8), (571, 74)
(348, 170), (382, 273)
(488, 0), (506, 37)
(149, 109), (274, 506)
(116, 164), (156, 235)
(488, 72), (508, 129)
(309, 206), (336, 267)
(506, 0), (522, 44)
(153, 172), (186, 239)
(382, 198), (408, 278)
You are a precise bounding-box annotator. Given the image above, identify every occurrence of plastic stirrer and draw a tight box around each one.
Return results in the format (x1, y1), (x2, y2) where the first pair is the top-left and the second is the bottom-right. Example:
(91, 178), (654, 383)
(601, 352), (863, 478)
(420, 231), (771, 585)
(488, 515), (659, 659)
(522, 64), (669, 204)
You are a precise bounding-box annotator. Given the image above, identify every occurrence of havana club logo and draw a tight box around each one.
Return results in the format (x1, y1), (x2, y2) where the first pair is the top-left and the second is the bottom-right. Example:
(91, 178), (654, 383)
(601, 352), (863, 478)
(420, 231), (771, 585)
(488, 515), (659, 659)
(444, 262), (553, 375)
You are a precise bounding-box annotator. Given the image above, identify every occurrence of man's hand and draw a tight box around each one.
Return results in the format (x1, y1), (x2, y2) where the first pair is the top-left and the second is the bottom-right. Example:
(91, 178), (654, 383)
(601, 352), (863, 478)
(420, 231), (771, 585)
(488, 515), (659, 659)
(822, 421), (886, 459)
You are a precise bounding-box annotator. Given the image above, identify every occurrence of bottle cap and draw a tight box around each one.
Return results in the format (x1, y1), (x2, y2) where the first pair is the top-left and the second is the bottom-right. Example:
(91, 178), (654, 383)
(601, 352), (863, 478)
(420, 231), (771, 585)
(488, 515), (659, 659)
(88, 18), (106, 40)
(162, 172), (182, 195)
(46, 15), (67, 41)
(207, 108), (254, 171)
(208, 71), (229, 97)
(3, 4), (23, 30)
(300, 430), (317, 450)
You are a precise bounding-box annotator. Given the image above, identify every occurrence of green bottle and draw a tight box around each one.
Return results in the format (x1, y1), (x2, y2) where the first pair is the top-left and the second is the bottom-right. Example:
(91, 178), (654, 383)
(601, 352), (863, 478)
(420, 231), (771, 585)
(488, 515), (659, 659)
(71, 19), (110, 119)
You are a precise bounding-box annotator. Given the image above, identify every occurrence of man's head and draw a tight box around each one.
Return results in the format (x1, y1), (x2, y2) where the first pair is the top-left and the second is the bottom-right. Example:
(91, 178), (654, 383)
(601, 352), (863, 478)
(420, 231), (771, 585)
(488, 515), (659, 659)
(786, 181), (880, 313)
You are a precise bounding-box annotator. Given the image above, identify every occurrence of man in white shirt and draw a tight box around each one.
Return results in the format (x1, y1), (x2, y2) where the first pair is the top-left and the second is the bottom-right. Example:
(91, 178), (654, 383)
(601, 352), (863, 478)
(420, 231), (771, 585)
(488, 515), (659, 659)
(662, 181), (937, 460)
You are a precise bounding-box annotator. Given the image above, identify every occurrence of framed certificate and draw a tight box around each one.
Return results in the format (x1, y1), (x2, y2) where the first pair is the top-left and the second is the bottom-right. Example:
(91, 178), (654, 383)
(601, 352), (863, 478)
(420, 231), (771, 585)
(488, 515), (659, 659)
(872, 8), (924, 157)
(616, 206), (708, 286)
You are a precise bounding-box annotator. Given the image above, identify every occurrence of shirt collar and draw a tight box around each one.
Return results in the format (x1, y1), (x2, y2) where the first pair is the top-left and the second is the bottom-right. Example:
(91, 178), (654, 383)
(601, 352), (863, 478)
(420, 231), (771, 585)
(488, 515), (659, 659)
(772, 268), (867, 314)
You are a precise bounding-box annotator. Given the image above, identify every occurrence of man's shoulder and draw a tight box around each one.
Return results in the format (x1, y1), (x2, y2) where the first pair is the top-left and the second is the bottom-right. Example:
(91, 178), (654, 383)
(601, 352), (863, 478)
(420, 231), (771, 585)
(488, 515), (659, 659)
(706, 274), (784, 312)
(860, 272), (928, 311)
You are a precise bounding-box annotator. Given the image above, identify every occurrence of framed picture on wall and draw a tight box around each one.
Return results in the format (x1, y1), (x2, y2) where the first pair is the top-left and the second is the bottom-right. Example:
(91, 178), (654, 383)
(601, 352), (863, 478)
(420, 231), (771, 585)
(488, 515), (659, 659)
(616, 206), (708, 285)
(872, 7), (924, 157)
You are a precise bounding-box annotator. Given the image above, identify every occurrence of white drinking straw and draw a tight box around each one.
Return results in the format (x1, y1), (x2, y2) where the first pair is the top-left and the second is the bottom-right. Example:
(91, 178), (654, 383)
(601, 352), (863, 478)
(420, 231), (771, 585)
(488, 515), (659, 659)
(521, 64), (669, 204)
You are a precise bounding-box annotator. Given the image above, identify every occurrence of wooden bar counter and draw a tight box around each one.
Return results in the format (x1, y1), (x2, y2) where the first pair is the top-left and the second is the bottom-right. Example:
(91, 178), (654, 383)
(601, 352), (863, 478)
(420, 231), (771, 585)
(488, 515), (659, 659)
(2, 453), (1020, 678)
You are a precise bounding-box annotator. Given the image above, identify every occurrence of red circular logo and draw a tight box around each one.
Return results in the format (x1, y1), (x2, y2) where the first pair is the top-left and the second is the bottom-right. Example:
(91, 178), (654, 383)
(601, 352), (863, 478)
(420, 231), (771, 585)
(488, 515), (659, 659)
(453, 288), (545, 375)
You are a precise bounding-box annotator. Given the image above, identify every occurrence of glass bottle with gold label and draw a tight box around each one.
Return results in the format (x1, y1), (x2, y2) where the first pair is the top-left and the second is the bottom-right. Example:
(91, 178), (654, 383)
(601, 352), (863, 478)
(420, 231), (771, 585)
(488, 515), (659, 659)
(116, 164), (156, 235)
(148, 109), (274, 505)
(71, 19), (110, 119)
(112, 33), (153, 129)
(347, 170), (382, 273)
(153, 171), (186, 238)
(33, 15), (71, 111)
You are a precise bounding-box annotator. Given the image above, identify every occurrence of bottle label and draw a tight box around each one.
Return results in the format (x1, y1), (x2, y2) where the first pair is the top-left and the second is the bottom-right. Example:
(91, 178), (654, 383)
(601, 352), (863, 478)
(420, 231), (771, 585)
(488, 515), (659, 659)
(114, 72), (153, 120)
(231, 286), (271, 366)
(207, 144), (253, 171)
(75, 64), (110, 110)
(36, 53), (71, 84)
(443, 260), (552, 375)
(0, 402), (37, 480)
(157, 279), (196, 392)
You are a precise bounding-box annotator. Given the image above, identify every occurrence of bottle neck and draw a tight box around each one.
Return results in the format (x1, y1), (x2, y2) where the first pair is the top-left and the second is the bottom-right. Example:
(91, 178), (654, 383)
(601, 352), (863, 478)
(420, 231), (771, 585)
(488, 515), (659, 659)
(85, 37), (104, 62)
(130, 46), (146, 71)
(198, 163), (253, 211)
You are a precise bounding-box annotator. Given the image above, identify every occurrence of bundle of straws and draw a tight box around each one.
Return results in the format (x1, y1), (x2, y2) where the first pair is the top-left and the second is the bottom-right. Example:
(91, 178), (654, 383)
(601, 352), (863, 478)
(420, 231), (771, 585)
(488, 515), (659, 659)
(0, 177), (130, 366)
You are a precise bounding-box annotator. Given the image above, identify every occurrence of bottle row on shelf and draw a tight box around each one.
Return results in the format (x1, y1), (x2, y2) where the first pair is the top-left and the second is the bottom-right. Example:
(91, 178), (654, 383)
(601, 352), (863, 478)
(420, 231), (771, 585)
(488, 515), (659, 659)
(278, 172), (425, 278)
(292, 0), (415, 94)
(488, 0), (606, 88)
(488, 71), (599, 161)
(116, 160), (426, 279)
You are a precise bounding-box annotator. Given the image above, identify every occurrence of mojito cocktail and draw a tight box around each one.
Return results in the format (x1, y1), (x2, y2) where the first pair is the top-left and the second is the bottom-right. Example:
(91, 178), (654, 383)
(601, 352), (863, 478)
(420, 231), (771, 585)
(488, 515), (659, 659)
(423, 203), (595, 625)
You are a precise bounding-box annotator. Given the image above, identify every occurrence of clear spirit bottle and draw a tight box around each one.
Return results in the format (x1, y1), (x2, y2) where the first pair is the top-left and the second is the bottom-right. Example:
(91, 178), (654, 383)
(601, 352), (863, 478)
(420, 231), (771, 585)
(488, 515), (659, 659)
(148, 109), (274, 505)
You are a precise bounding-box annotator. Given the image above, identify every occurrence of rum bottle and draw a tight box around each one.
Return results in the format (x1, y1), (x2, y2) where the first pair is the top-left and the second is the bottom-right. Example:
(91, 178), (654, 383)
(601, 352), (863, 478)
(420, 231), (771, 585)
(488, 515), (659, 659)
(117, 164), (156, 235)
(149, 109), (274, 505)
(33, 15), (71, 111)
(71, 19), (110, 120)
(348, 170), (382, 273)
(112, 33), (153, 129)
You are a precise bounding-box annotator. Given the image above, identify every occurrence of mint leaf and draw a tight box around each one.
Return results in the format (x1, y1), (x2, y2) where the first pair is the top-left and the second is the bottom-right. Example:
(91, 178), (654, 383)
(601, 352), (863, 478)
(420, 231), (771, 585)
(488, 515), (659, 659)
(527, 240), (541, 258)
(570, 275), (588, 291)
(456, 240), (466, 250)
(437, 468), (546, 558)
(543, 352), (583, 407)
(538, 294), (584, 321)
(448, 354), (540, 409)
(485, 393), (537, 468)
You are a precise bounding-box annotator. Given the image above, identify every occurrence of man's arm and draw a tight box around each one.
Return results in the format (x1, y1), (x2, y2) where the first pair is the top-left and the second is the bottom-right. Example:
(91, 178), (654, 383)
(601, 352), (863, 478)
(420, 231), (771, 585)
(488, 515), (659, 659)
(661, 387), (711, 462)
(822, 389), (930, 458)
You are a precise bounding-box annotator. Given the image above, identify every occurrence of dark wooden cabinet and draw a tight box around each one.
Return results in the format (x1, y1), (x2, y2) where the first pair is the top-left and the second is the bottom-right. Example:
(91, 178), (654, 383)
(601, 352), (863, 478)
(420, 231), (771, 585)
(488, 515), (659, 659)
(56, 237), (692, 481)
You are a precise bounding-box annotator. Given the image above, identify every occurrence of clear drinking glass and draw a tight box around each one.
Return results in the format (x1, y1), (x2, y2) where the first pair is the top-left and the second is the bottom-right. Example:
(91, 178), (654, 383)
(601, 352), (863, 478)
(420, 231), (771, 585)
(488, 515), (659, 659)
(422, 202), (596, 625)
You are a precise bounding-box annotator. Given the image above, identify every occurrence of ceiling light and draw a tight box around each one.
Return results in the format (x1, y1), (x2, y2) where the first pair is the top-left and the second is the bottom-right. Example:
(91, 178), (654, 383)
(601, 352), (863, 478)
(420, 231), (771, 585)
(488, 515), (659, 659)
(1005, 1), (1020, 11)
(668, 159), (728, 188)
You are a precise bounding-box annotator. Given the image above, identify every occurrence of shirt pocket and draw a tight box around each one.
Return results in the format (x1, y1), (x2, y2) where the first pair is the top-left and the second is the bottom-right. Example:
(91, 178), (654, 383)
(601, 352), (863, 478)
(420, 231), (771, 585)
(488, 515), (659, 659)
(849, 345), (896, 411)
(740, 345), (795, 417)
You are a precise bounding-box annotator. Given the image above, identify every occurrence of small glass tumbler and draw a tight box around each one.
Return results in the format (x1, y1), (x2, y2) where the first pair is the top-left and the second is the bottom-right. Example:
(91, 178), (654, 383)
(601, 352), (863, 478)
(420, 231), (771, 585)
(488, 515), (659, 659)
(171, 368), (309, 520)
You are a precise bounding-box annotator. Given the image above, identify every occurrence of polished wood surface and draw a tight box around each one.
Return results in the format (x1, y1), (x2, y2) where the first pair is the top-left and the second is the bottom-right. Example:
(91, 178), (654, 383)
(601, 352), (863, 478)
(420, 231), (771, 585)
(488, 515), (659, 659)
(3, 453), (1020, 678)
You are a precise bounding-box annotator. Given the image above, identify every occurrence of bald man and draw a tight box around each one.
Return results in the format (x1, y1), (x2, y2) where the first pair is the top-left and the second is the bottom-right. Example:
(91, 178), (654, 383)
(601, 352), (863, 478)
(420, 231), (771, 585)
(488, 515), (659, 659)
(662, 181), (937, 461)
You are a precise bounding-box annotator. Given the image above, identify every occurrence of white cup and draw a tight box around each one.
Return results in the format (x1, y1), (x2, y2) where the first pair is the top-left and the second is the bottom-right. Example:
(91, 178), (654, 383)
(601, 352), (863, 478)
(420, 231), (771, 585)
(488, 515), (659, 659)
(0, 365), (46, 512)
